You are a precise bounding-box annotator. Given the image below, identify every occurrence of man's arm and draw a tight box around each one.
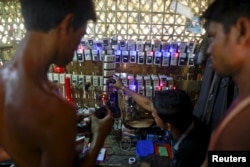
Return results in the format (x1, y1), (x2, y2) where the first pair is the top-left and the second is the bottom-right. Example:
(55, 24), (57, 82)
(112, 77), (155, 113)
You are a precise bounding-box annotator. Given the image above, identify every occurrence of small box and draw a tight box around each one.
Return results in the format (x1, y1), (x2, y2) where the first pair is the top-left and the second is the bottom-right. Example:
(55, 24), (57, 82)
(97, 148), (106, 162)
(154, 143), (173, 159)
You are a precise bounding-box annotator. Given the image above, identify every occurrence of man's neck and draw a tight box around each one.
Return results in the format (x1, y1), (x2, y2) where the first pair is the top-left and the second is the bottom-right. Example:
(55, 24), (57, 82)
(13, 32), (56, 80)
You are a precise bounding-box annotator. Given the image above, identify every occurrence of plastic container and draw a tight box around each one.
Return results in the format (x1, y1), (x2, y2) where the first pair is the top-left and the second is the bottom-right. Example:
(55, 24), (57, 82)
(136, 140), (154, 158)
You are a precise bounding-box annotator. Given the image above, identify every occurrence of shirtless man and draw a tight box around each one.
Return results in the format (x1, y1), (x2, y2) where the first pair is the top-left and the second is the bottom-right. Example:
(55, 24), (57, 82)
(201, 0), (250, 166)
(0, 0), (113, 167)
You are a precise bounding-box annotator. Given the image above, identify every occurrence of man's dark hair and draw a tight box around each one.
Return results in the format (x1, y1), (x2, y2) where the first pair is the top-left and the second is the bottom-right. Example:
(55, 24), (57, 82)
(20, 0), (97, 32)
(201, 0), (250, 33)
(153, 89), (193, 132)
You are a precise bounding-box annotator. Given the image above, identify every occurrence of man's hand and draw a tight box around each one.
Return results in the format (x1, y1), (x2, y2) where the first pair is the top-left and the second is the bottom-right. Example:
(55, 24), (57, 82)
(90, 106), (114, 144)
(111, 76), (124, 90)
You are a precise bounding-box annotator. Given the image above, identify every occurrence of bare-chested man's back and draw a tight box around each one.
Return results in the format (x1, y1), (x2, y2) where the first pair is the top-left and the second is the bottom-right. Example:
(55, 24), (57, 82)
(0, 58), (77, 166)
(0, 0), (114, 167)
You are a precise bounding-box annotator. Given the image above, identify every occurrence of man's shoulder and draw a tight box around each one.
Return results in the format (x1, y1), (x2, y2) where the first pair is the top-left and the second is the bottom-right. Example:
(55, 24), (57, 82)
(1, 77), (76, 130)
(209, 97), (250, 150)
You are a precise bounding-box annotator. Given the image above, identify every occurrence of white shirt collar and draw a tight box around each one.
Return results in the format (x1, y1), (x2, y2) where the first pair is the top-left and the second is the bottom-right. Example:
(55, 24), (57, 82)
(174, 122), (194, 151)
